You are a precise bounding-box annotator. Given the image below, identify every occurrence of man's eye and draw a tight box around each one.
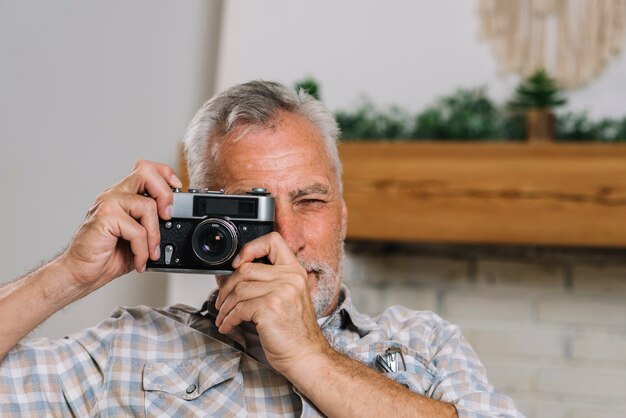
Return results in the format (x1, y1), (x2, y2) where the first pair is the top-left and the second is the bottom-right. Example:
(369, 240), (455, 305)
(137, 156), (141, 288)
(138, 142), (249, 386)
(298, 199), (325, 205)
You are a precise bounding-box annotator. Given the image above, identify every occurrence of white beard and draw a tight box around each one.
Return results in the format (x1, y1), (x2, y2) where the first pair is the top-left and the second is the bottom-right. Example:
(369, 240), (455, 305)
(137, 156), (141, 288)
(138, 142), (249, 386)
(298, 241), (345, 318)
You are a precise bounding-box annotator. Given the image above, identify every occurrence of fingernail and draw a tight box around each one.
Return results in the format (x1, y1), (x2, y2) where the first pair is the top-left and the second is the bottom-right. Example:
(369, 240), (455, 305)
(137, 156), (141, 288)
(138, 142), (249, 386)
(166, 205), (173, 219)
(140, 264), (146, 273)
(154, 245), (161, 260)
(232, 254), (241, 268)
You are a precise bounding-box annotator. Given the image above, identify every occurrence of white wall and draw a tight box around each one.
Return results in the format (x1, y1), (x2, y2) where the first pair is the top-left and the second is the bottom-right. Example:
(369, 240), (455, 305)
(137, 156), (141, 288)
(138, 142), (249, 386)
(216, 0), (626, 118)
(344, 244), (626, 418)
(0, 0), (222, 339)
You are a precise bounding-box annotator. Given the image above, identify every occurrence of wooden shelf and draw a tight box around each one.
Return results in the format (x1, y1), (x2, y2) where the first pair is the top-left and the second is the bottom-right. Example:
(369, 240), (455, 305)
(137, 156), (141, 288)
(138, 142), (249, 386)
(339, 142), (626, 247)
(179, 141), (626, 247)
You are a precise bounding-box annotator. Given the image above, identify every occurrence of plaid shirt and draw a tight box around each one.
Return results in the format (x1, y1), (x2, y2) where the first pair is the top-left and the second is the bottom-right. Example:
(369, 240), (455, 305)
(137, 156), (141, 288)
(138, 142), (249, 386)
(0, 286), (522, 417)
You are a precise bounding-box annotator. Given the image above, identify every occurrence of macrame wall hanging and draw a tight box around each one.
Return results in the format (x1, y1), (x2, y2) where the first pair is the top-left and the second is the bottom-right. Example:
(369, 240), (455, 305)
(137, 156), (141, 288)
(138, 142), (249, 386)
(478, 0), (626, 89)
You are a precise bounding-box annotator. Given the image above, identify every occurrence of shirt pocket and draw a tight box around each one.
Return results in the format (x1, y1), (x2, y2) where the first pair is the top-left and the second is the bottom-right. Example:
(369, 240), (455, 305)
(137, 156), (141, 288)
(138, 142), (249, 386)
(143, 352), (245, 417)
(351, 341), (437, 396)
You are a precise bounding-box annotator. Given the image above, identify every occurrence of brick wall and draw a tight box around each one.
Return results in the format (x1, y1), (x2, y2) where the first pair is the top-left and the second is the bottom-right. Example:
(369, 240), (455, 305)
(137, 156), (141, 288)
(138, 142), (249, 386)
(343, 242), (626, 418)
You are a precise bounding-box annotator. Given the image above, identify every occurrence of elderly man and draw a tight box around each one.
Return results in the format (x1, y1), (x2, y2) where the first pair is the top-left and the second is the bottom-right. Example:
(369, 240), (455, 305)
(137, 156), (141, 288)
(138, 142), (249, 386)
(0, 81), (522, 417)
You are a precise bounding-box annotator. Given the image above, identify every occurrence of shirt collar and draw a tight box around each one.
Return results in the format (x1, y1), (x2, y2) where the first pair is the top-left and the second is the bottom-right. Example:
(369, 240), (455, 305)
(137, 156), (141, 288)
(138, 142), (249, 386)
(319, 285), (377, 337)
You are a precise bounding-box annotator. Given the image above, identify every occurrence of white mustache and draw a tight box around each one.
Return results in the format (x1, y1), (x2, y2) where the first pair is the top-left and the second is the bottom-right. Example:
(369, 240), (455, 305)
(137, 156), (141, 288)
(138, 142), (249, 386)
(297, 257), (333, 278)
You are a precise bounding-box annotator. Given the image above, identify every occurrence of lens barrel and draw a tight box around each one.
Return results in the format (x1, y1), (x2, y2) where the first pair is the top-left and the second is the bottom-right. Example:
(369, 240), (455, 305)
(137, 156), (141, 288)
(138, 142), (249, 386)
(191, 218), (238, 265)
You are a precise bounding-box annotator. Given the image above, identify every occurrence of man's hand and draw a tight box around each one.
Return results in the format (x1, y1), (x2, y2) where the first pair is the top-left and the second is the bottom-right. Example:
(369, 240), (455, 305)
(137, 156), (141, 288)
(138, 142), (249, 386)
(58, 160), (181, 297)
(212, 232), (458, 418)
(214, 231), (332, 375)
(0, 160), (181, 360)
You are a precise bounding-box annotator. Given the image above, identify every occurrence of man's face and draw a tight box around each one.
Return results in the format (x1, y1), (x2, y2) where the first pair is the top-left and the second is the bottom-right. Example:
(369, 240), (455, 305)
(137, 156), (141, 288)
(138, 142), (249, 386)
(212, 111), (348, 317)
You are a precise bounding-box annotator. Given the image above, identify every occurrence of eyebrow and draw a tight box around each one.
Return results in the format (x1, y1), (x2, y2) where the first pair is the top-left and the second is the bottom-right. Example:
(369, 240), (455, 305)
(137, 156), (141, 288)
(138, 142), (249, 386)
(229, 184), (330, 198)
(289, 183), (330, 200)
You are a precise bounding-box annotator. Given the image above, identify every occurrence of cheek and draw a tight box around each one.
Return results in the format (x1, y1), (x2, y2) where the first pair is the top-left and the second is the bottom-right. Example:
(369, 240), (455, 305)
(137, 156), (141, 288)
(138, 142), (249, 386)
(303, 209), (344, 256)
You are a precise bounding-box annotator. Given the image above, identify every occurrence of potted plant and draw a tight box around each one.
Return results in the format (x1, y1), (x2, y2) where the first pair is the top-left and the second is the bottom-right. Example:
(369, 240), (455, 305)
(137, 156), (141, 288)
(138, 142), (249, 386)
(509, 69), (567, 143)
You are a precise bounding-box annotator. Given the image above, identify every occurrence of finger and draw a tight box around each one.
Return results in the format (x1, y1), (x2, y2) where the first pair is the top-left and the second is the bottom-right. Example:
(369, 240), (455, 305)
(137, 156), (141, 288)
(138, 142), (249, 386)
(97, 191), (161, 260)
(134, 159), (183, 189)
(233, 232), (299, 269)
(216, 262), (302, 309)
(218, 297), (267, 334)
(102, 204), (151, 272)
(117, 161), (181, 220)
(216, 263), (256, 308)
(215, 280), (274, 327)
(115, 193), (162, 260)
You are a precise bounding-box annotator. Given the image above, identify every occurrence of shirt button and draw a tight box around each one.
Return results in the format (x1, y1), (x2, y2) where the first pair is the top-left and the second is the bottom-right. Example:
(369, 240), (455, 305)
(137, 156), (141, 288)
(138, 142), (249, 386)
(186, 384), (197, 394)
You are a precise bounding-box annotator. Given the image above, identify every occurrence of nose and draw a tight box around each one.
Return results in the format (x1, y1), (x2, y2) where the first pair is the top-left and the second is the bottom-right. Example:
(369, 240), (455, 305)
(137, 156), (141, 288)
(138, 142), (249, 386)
(274, 201), (306, 255)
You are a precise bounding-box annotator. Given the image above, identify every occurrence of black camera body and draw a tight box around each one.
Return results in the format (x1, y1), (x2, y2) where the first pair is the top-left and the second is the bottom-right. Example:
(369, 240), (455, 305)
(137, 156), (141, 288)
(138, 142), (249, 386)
(146, 188), (274, 274)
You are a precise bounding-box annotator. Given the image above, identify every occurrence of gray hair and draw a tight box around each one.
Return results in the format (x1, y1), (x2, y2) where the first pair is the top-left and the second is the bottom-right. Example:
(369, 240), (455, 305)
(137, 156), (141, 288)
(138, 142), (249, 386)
(182, 80), (342, 191)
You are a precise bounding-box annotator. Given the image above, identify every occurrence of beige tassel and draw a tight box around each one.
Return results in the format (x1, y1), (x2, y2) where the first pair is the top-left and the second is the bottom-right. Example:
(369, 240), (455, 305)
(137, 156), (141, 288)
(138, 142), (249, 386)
(478, 0), (626, 89)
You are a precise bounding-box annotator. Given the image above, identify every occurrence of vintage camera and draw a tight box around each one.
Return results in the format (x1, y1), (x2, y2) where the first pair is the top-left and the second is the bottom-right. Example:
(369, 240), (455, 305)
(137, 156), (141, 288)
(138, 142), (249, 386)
(147, 187), (275, 274)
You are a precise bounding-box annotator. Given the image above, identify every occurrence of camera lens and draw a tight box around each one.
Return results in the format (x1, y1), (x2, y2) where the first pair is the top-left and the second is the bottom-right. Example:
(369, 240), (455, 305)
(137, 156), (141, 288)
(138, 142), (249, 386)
(202, 230), (227, 254)
(191, 218), (238, 265)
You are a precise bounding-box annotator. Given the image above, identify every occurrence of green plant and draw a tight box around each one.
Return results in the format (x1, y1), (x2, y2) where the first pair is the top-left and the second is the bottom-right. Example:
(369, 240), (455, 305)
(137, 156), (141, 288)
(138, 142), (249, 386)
(509, 69), (567, 109)
(413, 87), (505, 140)
(556, 111), (626, 141)
(335, 102), (412, 140)
(336, 87), (526, 141)
(293, 77), (321, 100)
(501, 110), (526, 140)
(297, 75), (626, 142)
